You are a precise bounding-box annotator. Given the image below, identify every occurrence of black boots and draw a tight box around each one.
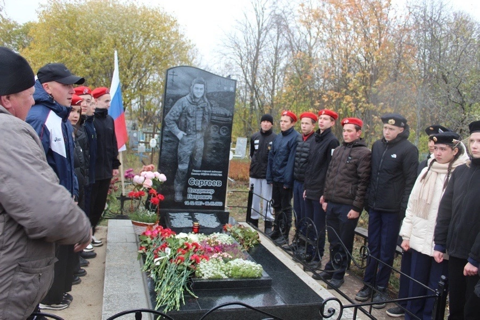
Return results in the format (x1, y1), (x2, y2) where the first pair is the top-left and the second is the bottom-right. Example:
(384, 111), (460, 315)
(264, 220), (273, 234)
(249, 219), (259, 228)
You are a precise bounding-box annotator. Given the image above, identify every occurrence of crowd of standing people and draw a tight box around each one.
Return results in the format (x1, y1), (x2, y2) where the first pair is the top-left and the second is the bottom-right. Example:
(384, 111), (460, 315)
(250, 109), (480, 319)
(0, 47), (120, 319)
(0, 45), (479, 319)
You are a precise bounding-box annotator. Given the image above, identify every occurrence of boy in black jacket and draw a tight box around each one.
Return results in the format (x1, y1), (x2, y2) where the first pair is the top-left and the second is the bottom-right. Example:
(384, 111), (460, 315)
(356, 113), (418, 308)
(249, 114), (276, 229)
(312, 118), (371, 289)
(302, 109), (339, 266)
(293, 112), (317, 240)
(90, 87), (121, 239)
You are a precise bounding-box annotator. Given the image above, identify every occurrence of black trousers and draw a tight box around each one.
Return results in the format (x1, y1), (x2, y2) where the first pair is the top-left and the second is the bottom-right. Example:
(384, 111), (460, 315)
(324, 202), (359, 280)
(41, 245), (75, 304)
(90, 178), (111, 233)
(448, 256), (480, 320)
(83, 184), (93, 217)
(271, 182), (293, 232)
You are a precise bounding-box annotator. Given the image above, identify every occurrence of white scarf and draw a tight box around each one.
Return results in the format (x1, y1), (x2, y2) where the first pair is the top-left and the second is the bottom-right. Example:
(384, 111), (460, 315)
(410, 155), (467, 219)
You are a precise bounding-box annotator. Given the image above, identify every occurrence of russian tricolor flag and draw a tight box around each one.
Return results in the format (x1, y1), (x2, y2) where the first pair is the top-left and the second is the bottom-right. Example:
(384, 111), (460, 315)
(109, 50), (128, 151)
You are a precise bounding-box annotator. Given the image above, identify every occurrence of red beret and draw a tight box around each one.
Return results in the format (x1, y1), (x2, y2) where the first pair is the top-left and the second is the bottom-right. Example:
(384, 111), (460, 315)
(281, 110), (297, 122)
(318, 109), (338, 120)
(74, 86), (92, 96)
(92, 87), (110, 99)
(300, 112), (318, 122)
(341, 117), (363, 128)
(71, 95), (83, 106)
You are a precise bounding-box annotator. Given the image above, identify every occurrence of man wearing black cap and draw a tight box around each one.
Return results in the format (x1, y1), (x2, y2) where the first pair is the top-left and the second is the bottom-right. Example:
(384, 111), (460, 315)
(26, 62), (87, 310)
(434, 120), (480, 319)
(249, 114), (276, 230)
(0, 48), (91, 318)
(356, 113), (418, 308)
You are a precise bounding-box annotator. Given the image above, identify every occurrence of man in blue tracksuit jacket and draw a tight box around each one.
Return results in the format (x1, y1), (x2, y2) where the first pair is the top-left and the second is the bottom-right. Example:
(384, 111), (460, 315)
(26, 63), (86, 310)
(267, 110), (300, 243)
(27, 76), (80, 198)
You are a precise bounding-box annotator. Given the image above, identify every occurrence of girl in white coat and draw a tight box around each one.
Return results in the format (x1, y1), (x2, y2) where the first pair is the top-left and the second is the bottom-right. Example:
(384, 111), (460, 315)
(399, 131), (468, 319)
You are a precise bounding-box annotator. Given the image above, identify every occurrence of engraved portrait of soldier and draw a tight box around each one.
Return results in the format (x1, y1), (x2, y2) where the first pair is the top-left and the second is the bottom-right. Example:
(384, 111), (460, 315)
(164, 77), (212, 202)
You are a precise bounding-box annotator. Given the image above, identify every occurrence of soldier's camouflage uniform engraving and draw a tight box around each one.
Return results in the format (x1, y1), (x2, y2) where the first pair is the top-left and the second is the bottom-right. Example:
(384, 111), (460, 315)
(164, 77), (211, 202)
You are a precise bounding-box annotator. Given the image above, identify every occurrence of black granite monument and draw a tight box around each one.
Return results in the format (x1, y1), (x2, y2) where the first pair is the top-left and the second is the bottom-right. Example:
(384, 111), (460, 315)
(158, 66), (236, 233)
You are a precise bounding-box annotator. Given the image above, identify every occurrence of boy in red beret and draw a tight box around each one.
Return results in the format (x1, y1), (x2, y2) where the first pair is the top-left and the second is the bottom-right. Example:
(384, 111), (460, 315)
(90, 87), (120, 243)
(312, 117), (371, 289)
(291, 112), (317, 248)
(267, 111), (300, 243)
(301, 109), (340, 269)
(74, 86), (99, 251)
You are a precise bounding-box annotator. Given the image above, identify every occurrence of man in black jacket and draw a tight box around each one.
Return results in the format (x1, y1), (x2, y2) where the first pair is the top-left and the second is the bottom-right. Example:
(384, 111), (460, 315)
(249, 114), (276, 229)
(74, 86), (97, 219)
(73, 86), (98, 260)
(293, 112), (317, 240)
(356, 113), (418, 308)
(90, 87), (120, 239)
(302, 109), (339, 266)
(433, 120), (480, 320)
(312, 117), (371, 289)
(267, 110), (300, 242)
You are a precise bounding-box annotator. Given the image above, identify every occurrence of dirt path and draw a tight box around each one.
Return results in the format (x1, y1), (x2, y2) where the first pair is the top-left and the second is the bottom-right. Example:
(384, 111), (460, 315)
(46, 226), (107, 320)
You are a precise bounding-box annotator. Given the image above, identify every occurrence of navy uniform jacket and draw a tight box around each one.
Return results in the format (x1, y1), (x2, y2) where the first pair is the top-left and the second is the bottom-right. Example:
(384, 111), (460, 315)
(303, 128), (339, 201)
(435, 159), (480, 265)
(367, 127), (418, 213)
(266, 127), (300, 188)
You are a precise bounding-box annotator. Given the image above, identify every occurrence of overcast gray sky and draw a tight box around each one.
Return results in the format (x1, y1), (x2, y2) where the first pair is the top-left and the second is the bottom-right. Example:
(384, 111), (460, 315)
(3, 0), (479, 66)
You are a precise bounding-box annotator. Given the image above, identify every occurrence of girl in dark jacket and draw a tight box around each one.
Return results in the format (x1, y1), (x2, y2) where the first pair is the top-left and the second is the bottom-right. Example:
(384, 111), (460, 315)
(433, 121), (480, 320)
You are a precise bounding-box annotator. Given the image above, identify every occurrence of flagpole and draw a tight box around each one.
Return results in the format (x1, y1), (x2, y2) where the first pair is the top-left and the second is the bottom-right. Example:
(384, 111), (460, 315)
(119, 151), (125, 196)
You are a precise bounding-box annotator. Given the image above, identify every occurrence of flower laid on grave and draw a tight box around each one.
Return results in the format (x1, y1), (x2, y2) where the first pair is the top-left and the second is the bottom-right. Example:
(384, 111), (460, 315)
(124, 164), (166, 223)
(223, 223), (261, 250)
(138, 225), (262, 312)
(195, 257), (263, 279)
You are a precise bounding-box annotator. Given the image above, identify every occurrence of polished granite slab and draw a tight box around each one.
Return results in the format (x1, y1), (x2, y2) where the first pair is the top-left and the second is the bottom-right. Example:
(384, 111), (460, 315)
(147, 243), (323, 319)
(162, 209), (230, 235)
